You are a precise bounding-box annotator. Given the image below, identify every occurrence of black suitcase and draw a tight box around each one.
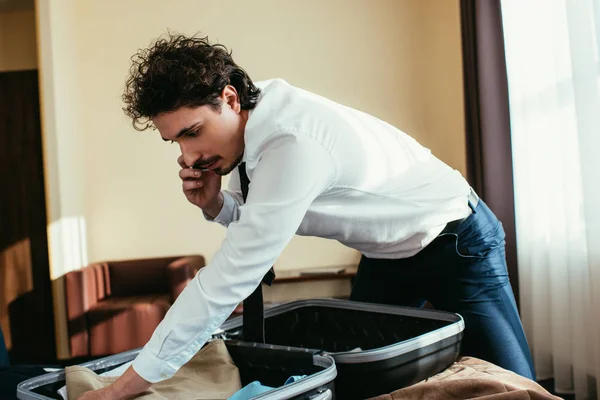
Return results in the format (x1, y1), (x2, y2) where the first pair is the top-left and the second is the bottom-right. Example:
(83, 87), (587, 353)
(16, 340), (337, 400)
(217, 298), (464, 399)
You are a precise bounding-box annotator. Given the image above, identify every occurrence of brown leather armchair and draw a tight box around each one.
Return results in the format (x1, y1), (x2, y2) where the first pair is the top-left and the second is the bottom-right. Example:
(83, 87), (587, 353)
(64, 255), (205, 358)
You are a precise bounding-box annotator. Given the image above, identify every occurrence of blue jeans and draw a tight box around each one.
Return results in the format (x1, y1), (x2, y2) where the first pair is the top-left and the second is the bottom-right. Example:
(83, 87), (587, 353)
(350, 200), (536, 380)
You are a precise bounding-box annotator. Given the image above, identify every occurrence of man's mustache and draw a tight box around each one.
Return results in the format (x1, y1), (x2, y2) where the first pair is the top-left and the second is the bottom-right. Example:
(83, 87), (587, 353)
(192, 156), (221, 169)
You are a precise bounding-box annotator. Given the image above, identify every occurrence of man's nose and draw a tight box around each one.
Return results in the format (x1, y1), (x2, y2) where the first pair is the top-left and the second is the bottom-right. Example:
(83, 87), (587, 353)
(179, 145), (196, 168)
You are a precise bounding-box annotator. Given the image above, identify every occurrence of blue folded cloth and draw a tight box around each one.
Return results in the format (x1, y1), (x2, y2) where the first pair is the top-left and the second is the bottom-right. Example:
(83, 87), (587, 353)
(228, 375), (306, 399)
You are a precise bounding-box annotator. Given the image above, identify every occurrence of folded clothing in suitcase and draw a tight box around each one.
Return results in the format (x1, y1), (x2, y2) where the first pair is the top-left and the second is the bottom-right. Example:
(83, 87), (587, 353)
(16, 340), (336, 400)
(216, 298), (464, 400)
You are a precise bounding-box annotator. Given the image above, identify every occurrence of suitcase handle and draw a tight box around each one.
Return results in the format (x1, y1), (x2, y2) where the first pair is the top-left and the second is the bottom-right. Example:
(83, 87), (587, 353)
(309, 389), (333, 400)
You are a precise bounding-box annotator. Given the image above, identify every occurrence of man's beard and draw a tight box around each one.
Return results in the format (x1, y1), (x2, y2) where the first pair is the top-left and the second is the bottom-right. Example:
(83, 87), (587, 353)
(215, 152), (244, 176)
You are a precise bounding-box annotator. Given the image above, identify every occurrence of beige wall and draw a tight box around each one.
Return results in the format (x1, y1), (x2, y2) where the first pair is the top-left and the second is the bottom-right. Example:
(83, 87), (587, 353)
(36, 0), (465, 357)
(79, 0), (463, 269)
(413, 0), (467, 174)
(82, 0), (439, 270)
(0, 10), (37, 71)
(41, 0), (427, 273)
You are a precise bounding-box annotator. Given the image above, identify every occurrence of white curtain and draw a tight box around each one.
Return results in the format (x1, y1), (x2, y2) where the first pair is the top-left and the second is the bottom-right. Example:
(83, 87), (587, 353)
(501, 0), (600, 398)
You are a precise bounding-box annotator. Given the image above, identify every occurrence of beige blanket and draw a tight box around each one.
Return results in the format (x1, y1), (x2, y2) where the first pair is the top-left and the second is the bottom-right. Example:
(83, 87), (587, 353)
(65, 339), (242, 400)
(368, 357), (562, 400)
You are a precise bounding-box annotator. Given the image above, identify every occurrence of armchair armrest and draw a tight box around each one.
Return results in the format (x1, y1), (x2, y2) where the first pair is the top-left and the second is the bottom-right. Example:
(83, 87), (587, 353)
(64, 263), (110, 357)
(166, 256), (206, 302)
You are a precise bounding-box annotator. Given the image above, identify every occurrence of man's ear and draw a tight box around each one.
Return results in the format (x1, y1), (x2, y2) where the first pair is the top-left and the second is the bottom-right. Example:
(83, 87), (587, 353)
(222, 85), (241, 113)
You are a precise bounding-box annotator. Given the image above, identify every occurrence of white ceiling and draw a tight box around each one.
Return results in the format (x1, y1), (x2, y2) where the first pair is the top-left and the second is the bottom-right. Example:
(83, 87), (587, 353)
(0, 0), (34, 12)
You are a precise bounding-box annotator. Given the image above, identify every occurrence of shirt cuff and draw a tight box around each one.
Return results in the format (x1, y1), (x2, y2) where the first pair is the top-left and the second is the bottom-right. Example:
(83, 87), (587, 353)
(132, 347), (178, 383)
(203, 191), (235, 227)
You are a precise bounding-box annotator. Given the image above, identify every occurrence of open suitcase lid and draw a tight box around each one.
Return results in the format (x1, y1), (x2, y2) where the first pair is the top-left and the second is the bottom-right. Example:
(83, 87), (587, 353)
(217, 298), (465, 364)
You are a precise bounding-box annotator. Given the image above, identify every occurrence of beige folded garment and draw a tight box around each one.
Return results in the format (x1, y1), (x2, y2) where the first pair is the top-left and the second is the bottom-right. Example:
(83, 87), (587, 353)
(368, 356), (562, 400)
(66, 339), (242, 400)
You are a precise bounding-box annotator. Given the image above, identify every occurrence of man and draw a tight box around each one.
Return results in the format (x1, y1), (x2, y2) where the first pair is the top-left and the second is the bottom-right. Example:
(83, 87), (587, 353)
(79, 34), (534, 400)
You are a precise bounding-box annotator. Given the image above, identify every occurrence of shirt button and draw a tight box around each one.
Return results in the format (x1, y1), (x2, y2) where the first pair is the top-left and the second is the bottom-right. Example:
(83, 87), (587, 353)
(161, 373), (168, 379)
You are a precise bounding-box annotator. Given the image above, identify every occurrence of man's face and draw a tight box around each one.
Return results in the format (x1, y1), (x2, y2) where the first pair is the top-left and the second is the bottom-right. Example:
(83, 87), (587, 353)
(152, 86), (247, 176)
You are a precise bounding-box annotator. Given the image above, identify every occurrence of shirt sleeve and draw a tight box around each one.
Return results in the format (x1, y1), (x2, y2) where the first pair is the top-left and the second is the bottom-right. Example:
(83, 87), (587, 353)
(132, 133), (337, 383)
(203, 168), (244, 227)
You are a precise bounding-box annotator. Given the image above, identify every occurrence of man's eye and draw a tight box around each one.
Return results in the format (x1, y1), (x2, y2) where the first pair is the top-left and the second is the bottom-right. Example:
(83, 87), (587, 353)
(187, 130), (198, 138)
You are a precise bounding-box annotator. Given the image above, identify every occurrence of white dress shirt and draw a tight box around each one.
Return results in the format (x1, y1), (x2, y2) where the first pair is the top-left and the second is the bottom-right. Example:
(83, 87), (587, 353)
(132, 79), (471, 382)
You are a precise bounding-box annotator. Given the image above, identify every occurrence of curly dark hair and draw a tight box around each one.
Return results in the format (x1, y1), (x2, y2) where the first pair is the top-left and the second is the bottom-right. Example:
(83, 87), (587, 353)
(122, 33), (260, 131)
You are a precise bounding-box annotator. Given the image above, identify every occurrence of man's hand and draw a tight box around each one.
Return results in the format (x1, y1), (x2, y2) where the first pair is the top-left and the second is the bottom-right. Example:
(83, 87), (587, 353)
(76, 386), (113, 400)
(76, 366), (152, 400)
(178, 155), (223, 217)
